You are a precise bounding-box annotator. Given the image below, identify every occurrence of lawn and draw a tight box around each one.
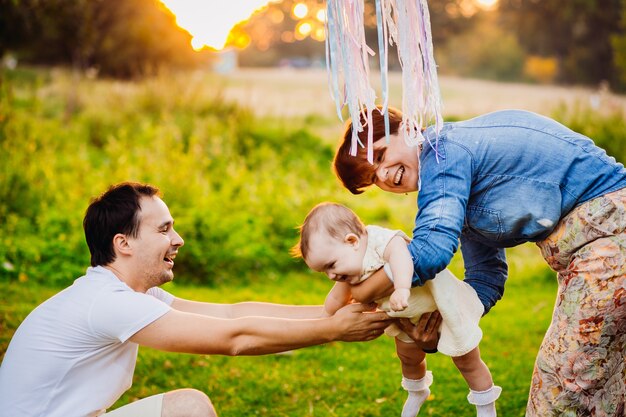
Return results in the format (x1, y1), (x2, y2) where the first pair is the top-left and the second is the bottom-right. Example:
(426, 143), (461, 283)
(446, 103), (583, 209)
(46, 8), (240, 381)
(0, 244), (556, 416)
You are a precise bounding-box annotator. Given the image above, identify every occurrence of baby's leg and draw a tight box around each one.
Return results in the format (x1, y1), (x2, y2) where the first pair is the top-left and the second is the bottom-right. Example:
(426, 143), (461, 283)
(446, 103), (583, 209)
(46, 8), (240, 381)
(451, 346), (492, 390)
(452, 347), (501, 417)
(396, 339), (431, 417)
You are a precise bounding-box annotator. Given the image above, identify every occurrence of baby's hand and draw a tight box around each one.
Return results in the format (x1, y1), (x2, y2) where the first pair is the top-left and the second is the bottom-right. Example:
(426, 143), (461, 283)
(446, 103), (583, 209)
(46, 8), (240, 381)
(389, 288), (410, 312)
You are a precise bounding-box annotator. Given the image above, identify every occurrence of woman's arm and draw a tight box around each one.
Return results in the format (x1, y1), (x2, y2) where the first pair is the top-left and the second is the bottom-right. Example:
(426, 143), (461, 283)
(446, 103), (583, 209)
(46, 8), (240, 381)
(350, 268), (394, 303)
(409, 141), (473, 284)
(324, 282), (353, 316)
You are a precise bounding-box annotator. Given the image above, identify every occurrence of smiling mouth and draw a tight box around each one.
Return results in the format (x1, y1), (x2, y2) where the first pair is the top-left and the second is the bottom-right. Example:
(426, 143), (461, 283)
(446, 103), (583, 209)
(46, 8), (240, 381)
(334, 275), (352, 283)
(164, 253), (177, 266)
(393, 166), (405, 185)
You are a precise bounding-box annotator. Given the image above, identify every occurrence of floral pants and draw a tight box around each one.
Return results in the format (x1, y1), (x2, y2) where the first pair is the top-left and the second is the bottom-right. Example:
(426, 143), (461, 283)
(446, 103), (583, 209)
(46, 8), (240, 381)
(527, 187), (626, 417)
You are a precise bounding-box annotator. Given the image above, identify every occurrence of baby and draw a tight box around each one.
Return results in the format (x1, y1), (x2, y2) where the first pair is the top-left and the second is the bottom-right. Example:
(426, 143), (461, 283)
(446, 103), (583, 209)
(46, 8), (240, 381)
(292, 202), (502, 417)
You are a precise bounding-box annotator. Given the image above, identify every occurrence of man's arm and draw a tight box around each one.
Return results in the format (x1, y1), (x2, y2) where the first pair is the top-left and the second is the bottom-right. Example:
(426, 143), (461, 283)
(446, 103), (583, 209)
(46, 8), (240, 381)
(130, 303), (391, 356)
(171, 298), (324, 319)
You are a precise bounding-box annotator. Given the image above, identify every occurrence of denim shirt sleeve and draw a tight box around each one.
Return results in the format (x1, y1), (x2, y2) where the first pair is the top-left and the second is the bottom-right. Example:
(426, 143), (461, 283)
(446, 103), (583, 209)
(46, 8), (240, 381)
(408, 140), (471, 284)
(408, 139), (507, 314)
(460, 234), (507, 314)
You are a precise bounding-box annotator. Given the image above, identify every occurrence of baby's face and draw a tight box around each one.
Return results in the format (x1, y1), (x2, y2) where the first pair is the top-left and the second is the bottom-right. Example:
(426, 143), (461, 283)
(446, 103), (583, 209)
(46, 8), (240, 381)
(305, 231), (365, 284)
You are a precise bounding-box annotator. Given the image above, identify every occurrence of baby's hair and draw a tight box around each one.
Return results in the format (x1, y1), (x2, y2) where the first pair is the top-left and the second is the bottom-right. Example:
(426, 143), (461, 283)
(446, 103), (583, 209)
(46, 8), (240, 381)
(291, 202), (366, 261)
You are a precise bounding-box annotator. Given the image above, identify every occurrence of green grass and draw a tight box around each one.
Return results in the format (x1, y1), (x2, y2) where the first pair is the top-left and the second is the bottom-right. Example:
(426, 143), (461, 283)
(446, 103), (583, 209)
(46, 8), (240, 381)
(0, 245), (557, 416)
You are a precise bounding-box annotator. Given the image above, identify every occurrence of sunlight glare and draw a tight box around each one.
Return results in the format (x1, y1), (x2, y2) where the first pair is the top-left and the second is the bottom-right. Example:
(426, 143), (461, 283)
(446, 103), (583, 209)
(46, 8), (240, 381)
(160, 0), (277, 50)
(293, 3), (309, 19)
(297, 21), (312, 37)
(475, 0), (498, 9)
(316, 9), (326, 23)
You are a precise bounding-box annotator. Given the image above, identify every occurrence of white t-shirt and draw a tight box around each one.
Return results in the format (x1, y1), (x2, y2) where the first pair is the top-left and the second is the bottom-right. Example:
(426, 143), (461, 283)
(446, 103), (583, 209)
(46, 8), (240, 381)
(0, 266), (173, 417)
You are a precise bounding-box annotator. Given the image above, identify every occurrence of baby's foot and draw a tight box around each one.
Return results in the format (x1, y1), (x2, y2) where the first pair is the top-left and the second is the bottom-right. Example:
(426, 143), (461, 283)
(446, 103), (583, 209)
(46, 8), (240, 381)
(401, 372), (433, 417)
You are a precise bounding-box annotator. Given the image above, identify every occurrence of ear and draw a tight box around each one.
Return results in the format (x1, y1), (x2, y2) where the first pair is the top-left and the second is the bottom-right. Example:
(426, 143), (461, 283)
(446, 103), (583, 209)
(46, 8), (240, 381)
(112, 233), (133, 257)
(344, 233), (360, 249)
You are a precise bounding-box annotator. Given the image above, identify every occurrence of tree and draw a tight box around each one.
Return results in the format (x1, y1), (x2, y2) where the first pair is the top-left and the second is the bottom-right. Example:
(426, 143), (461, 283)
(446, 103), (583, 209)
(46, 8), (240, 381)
(438, 12), (525, 81)
(237, 0), (480, 68)
(0, 0), (204, 78)
(612, 0), (626, 90)
(498, 0), (624, 89)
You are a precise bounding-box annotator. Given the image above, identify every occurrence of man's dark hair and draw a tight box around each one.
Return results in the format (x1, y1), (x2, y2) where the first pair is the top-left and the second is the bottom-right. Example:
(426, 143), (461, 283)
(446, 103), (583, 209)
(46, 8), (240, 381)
(83, 182), (161, 267)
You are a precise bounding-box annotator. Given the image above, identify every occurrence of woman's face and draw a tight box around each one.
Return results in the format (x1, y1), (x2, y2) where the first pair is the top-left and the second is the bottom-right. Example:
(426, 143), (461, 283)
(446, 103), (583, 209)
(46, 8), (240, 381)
(372, 132), (420, 194)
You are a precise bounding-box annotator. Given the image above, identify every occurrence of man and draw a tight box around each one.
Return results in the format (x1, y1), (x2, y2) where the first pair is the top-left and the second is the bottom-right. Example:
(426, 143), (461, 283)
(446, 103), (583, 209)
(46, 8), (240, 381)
(0, 182), (392, 417)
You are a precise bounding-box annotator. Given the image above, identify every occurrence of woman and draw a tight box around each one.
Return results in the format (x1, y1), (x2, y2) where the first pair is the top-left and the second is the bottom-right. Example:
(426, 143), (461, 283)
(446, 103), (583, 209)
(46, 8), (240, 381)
(333, 106), (626, 416)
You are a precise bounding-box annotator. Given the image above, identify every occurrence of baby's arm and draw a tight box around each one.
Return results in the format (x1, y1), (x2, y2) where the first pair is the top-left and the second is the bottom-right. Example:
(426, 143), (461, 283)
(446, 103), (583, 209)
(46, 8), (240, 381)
(324, 281), (353, 316)
(384, 235), (413, 311)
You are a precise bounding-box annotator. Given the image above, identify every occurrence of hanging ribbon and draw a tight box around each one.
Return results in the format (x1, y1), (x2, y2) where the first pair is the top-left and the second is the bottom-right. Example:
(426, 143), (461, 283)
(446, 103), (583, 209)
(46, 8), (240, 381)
(325, 0), (377, 162)
(325, 0), (443, 162)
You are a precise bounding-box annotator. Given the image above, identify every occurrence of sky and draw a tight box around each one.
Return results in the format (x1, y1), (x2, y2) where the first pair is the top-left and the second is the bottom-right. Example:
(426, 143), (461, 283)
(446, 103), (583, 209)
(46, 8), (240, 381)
(159, 0), (278, 50)
(160, 0), (499, 51)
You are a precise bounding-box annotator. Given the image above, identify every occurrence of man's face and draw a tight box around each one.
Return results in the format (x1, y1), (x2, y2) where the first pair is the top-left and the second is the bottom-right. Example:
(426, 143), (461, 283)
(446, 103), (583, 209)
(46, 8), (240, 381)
(372, 132), (420, 194)
(305, 231), (365, 285)
(129, 196), (184, 289)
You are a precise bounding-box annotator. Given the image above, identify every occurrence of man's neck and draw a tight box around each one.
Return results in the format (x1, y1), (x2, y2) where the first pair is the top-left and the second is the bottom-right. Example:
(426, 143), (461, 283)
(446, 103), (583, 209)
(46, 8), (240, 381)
(103, 264), (146, 292)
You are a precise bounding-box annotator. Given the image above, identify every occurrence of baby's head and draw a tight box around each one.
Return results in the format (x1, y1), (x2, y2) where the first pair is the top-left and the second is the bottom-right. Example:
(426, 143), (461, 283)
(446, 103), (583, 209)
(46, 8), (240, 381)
(292, 202), (368, 284)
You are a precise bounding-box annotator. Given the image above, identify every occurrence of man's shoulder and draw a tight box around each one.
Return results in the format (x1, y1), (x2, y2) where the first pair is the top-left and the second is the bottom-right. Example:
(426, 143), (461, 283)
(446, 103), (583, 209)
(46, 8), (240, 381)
(78, 266), (132, 291)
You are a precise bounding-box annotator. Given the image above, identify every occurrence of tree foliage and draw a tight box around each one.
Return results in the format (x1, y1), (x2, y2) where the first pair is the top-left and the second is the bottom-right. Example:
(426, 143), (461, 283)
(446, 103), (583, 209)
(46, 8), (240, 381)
(238, 0), (478, 68)
(499, 0), (624, 89)
(612, 0), (626, 90)
(1, 0), (625, 87)
(438, 13), (524, 81)
(0, 0), (205, 77)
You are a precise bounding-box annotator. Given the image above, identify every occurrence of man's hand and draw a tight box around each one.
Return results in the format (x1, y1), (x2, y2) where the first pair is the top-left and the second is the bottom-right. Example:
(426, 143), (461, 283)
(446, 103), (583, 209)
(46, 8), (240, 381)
(396, 311), (442, 352)
(331, 303), (392, 342)
(389, 288), (410, 311)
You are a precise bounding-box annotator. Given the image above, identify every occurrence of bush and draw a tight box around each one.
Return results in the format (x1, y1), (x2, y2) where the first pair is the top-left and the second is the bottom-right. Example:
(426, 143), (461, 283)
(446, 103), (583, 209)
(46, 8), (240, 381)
(551, 103), (626, 165)
(0, 68), (337, 286)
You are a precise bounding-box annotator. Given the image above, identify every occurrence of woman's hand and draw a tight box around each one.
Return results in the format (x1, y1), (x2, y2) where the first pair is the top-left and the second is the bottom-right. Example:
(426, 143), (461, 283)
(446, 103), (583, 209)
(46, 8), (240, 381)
(396, 311), (442, 352)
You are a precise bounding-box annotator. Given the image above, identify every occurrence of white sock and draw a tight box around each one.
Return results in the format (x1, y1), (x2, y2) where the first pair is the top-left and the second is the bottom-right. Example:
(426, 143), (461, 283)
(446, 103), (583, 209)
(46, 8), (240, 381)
(401, 371), (433, 417)
(467, 385), (502, 417)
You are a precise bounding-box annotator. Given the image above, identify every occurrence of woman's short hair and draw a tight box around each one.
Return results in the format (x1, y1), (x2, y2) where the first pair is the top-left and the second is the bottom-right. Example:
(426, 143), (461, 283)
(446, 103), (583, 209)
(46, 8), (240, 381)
(291, 202), (366, 261)
(333, 106), (403, 194)
(83, 182), (160, 267)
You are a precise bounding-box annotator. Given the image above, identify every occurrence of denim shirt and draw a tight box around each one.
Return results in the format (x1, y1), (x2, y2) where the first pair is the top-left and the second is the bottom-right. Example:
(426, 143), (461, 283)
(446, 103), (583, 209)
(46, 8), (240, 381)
(410, 110), (626, 314)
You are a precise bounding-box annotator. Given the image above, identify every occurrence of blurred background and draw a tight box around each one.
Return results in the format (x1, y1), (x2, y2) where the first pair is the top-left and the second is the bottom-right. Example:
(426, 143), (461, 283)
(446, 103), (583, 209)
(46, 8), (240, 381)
(2, 0), (625, 90)
(1, 2), (626, 415)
